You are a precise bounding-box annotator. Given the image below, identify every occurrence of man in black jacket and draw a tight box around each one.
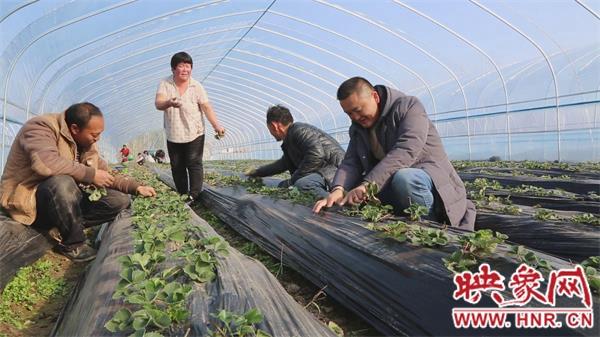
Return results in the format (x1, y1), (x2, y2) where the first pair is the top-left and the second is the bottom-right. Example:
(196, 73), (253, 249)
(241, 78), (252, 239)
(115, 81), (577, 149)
(246, 105), (345, 198)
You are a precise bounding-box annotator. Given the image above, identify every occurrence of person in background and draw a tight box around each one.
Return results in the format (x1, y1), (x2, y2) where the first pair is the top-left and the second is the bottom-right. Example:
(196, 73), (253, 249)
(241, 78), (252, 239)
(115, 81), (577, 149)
(136, 152), (145, 166)
(154, 149), (167, 164)
(245, 105), (345, 199)
(143, 150), (156, 164)
(0, 102), (157, 261)
(155, 51), (225, 203)
(119, 144), (130, 163)
(313, 77), (475, 230)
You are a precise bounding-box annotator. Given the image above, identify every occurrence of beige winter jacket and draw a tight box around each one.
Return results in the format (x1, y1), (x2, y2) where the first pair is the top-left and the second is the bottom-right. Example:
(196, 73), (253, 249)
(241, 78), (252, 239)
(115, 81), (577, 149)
(0, 112), (139, 225)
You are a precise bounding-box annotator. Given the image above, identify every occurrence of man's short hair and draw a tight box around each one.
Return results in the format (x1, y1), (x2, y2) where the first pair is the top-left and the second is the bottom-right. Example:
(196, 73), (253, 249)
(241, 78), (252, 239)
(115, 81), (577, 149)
(65, 102), (103, 129)
(337, 77), (374, 100)
(266, 105), (294, 125)
(171, 51), (193, 69)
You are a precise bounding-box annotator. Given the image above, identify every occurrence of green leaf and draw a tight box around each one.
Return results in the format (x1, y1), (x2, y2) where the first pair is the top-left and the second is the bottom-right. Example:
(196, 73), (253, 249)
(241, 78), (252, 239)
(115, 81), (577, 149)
(585, 266), (597, 276)
(256, 329), (273, 337)
(168, 230), (186, 242)
(147, 309), (171, 329)
(114, 308), (132, 322)
(132, 314), (150, 331)
(143, 332), (165, 337)
(328, 321), (344, 337)
(170, 308), (189, 323)
(104, 320), (119, 333)
(216, 309), (232, 324)
(127, 293), (147, 305)
(243, 308), (263, 324)
(588, 277), (600, 293)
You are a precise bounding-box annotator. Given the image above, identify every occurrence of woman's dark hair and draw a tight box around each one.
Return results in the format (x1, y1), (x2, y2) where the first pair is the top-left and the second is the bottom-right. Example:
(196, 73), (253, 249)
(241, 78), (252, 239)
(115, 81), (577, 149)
(266, 105), (294, 125)
(65, 102), (103, 129)
(171, 51), (193, 69)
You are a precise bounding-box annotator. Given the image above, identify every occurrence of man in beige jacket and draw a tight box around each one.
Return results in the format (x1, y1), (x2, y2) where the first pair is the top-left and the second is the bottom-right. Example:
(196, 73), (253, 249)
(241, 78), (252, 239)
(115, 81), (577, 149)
(0, 102), (156, 261)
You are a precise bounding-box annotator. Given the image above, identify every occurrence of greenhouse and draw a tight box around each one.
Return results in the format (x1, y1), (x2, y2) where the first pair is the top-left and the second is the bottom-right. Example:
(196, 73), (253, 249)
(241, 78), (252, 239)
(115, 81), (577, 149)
(0, 1), (598, 337)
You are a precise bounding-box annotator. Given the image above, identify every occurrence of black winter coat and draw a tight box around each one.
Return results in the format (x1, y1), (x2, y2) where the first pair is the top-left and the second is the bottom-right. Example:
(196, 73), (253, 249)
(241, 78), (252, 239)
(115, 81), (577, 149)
(254, 122), (345, 186)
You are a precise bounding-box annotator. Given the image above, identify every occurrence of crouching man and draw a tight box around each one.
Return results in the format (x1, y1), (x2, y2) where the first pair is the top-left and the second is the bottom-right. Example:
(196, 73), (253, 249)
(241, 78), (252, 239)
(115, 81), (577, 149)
(313, 77), (475, 230)
(0, 102), (156, 261)
(246, 105), (345, 199)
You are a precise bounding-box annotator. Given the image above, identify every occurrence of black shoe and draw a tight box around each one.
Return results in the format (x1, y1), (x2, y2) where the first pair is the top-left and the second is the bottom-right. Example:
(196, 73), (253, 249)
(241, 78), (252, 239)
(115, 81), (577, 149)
(184, 195), (194, 206)
(59, 244), (97, 262)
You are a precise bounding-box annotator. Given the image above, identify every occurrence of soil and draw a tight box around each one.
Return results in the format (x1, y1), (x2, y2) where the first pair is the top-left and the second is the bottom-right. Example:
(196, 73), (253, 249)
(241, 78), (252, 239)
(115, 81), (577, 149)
(0, 251), (88, 337)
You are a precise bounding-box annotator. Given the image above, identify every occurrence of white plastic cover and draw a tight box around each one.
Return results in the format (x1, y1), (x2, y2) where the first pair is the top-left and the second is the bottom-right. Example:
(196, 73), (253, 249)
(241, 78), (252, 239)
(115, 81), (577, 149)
(1, 0), (599, 167)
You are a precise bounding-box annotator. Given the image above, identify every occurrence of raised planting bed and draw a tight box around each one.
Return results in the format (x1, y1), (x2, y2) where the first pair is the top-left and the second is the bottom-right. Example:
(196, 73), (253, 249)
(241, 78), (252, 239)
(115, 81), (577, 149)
(153, 167), (600, 337)
(52, 167), (334, 337)
(458, 171), (599, 195)
(202, 168), (599, 262)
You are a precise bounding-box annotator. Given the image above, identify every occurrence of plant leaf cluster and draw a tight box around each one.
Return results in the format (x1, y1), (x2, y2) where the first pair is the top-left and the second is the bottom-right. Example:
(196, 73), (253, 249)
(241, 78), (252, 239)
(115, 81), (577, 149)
(367, 221), (449, 247)
(81, 184), (108, 201)
(208, 308), (272, 337)
(443, 230), (508, 273)
(105, 167), (231, 337)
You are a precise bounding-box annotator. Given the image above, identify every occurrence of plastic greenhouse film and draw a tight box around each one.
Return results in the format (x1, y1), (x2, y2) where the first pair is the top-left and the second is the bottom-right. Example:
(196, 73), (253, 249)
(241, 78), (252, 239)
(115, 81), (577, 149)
(0, 209), (54, 291)
(151, 167), (600, 337)
(458, 172), (600, 195)
(51, 210), (335, 337)
(476, 212), (600, 262)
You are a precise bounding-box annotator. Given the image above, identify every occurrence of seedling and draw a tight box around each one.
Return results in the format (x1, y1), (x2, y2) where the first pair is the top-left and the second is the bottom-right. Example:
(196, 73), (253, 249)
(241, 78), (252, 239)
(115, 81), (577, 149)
(581, 257), (600, 294)
(444, 230), (508, 273)
(509, 245), (552, 272)
(500, 204), (522, 215)
(367, 221), (448, 247)
(82, 184), (107, 201)
(443, 251), (478, 273)
(408, 226), (449, 247)
(360, 203), (394, 222)
(209, 308), (272, 337)
(367, 221), (409, 242)
(403, 203), (429, 221)
(534, 209), (559, 221)
(571, 213), (600, 225)
(328, 321), (344, 337)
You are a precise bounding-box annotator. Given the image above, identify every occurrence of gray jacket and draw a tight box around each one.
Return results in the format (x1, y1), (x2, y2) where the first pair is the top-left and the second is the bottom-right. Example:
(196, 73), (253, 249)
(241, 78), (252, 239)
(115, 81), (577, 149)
(255, 122), (345, 186)
(332, 86), (476, 230)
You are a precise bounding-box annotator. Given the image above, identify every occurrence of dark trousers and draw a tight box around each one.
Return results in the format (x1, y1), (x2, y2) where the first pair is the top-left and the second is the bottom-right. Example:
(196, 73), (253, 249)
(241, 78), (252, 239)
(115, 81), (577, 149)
(32, 175), (130, 248)
(167, 134), (205, 199)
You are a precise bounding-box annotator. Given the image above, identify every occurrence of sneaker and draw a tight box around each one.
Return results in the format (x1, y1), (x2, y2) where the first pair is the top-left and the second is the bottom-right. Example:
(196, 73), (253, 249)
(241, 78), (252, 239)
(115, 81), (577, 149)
(59, 244), (97, 262)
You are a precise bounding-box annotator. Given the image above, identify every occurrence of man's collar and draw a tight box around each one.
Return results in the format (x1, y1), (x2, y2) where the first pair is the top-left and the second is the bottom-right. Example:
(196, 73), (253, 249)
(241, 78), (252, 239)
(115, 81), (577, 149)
(59, 112), (76, 144)
(374, 85), (387, 117)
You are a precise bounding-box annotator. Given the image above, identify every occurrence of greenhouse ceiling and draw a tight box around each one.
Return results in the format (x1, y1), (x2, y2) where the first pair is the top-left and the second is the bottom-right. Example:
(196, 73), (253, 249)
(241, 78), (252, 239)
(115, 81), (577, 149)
(0, 0), (598, 165)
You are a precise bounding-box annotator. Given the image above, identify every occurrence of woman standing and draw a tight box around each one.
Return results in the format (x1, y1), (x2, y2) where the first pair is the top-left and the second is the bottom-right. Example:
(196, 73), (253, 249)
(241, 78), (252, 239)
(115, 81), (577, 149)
(155, 51), (225, 201)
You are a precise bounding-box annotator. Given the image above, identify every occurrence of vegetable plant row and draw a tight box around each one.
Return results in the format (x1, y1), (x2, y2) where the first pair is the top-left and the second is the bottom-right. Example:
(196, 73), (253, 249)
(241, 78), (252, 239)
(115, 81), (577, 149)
(53, 166), (335, 337)
(153, 167), (600, 337)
